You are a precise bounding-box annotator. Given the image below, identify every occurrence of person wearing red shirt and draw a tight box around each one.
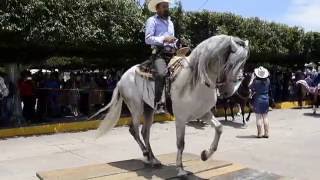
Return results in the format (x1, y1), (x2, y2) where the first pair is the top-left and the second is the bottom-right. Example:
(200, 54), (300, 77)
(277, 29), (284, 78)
(18, 71), (35, 122)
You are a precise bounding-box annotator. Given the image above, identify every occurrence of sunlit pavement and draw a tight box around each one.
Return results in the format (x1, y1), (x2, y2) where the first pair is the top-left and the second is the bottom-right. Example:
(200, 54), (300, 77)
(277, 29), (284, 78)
(0, 108), (319, 180)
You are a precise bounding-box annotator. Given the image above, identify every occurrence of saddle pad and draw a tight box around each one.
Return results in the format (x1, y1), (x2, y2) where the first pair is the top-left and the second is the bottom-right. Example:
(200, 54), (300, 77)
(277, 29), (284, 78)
(135, 56), (188, 82)
(136, 60), (155, 80)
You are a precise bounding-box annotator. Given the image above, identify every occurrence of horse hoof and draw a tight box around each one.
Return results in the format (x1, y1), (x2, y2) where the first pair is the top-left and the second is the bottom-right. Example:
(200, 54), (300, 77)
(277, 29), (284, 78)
(151, 159), (162, 168)
(142, 157), (151, 165)
(241, 124), (248, 129)
(177, 168), (188, 177)
(201, 150), (208, 161)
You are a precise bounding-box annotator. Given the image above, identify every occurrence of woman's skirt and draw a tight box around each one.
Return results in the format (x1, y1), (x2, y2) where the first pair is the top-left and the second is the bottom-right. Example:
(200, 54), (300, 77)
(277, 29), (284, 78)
(253, 95), (269, 114)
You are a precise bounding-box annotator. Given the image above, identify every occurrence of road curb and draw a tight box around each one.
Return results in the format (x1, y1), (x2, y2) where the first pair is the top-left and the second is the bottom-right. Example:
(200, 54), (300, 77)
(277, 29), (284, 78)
(0, 101), (311, 138)
(0, 114), (174, 139)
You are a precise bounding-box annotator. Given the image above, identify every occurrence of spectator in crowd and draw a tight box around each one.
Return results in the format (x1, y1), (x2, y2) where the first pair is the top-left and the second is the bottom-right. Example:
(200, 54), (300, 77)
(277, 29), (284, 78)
(79, 74), (90, 116)
(282, 71), (291, 101)
(88, 74), (103, 112)
(64, 72), (80, 117)
(0, 72), (10, 126)
(34, 71), (47, 119)
(96, 73), (107, 89)
(18, 71), (36, 122)
(44, 72), (61, 117)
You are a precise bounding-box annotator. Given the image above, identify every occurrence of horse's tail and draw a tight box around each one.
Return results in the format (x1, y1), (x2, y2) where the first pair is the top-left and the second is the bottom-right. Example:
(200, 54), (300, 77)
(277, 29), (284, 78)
(93, 85), (123, 138)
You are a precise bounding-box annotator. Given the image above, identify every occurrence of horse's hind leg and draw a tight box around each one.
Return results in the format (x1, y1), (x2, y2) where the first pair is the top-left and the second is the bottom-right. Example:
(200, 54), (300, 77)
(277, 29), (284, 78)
(223, 100), (228, 121)
(230, 103), (235, 121)
(246, 103), (252, 122)
(125, 100), (149, 161)
(141, 103), (161, 167)
(129, 118), (148, 160)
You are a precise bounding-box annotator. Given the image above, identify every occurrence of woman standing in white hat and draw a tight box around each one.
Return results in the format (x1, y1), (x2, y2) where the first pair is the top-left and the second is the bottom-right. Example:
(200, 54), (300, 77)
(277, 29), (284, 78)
(251, 66), (271, 138)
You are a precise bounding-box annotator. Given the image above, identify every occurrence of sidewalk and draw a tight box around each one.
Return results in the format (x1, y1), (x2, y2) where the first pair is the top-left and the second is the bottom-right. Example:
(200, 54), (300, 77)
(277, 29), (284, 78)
(0, 101), (311, 139)
(0, 108), (319, 180)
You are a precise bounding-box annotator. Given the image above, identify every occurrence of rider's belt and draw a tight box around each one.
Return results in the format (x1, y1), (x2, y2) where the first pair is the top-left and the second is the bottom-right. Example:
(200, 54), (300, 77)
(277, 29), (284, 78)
(152, 46), (176, 61)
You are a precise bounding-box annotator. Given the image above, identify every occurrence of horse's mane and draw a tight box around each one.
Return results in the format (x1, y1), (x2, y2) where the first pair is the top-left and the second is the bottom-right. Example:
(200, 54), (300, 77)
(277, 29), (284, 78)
(187, 35), (232, 89)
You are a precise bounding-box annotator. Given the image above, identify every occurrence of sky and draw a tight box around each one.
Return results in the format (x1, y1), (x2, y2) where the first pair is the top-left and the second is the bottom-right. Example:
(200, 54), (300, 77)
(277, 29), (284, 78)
(144, 0), (320, 32)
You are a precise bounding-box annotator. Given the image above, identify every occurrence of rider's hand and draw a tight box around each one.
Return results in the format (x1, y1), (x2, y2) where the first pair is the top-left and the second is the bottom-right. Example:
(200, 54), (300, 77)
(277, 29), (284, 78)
(164, 36), (176, 43)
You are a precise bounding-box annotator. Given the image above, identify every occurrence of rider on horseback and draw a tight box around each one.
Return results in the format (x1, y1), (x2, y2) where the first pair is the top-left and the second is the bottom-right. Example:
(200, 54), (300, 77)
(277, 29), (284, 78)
(145, 0), (177, 109)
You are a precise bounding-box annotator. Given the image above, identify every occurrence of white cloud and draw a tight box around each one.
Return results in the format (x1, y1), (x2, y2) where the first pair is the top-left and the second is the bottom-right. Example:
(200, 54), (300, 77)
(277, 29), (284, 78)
(284, 0), (320, 31)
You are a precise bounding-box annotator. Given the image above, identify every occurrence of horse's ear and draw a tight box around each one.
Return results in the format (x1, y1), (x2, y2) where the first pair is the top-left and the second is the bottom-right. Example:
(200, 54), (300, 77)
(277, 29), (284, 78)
(230, 37), (249, 53)
(244, 40), (249, 47)
(230, 37), (238, 53)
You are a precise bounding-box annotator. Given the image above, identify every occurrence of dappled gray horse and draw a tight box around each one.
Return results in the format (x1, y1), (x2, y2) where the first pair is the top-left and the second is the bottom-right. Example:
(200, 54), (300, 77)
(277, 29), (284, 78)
(92, 35), (249, 176)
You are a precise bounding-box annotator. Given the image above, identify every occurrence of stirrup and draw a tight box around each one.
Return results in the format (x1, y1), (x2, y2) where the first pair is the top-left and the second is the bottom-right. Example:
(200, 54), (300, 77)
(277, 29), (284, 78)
(155, 102), (166, 114)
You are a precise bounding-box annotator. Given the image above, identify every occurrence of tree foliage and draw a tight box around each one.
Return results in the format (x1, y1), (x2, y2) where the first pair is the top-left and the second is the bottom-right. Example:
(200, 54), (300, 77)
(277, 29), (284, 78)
(0, 0), (320, 65)
(0, 0), (146, 61)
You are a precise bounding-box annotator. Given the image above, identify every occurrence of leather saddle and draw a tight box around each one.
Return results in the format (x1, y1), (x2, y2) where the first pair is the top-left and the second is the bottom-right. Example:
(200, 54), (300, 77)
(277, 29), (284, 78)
(136, 47), (191, 114)
(136, 47), (191, 81)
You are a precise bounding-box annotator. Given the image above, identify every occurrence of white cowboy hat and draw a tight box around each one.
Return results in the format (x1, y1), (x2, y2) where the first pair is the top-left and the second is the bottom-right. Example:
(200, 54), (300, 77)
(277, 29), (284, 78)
(304, 62), (316, 68)
(148, 0), (170, 12)
(254, 66), (269, 79)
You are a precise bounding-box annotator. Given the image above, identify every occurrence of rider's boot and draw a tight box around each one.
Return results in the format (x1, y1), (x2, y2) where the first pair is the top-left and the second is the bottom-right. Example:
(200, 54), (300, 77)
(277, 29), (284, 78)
(155, 76), (166, 113)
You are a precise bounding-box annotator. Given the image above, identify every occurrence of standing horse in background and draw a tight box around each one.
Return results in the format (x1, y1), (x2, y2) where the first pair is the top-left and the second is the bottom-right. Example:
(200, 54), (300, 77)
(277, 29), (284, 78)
(296, 79), (320, 114)
(223, 72), (254, 127)
(91, 35), (250, 176)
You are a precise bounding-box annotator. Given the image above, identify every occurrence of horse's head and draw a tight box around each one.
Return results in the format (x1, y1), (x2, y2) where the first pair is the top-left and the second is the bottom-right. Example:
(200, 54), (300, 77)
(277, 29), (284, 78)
(217, 36), (250, 98)
(188, 35), (249, 97)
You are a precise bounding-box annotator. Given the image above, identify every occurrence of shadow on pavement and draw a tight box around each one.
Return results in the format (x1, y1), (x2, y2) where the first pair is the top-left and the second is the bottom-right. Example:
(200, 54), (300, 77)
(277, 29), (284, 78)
(303, 112), (320, 118)
(236, 135), (257, 139)
(187, 121), (208, 130)
(220, 120), (244, 129)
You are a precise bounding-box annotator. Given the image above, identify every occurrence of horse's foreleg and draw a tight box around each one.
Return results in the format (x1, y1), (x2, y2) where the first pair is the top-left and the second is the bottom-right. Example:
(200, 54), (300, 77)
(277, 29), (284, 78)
(230, 103), (235, 121)
(200, 112), (223, 161)
(175, 117), (187, 176)
(141, 103), (161, 167)
(241, 104), (247, 127)
(313, 94), (317, 114)
(223, 101), (228, 121)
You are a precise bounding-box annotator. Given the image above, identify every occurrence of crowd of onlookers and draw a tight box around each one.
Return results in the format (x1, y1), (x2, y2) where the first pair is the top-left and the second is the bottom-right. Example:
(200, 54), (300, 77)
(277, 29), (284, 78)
(269, 63), (320, 104)
(0, 63), (319, 127)
(0, 69), (124, 126)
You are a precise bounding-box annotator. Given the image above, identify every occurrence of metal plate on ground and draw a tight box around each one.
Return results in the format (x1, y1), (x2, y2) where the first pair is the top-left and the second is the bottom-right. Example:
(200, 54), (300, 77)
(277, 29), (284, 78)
(36, 153), (288, 180)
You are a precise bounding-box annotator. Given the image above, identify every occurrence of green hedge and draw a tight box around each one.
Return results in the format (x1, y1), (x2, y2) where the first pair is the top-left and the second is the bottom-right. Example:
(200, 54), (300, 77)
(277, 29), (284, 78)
(0, 0), (319, 66)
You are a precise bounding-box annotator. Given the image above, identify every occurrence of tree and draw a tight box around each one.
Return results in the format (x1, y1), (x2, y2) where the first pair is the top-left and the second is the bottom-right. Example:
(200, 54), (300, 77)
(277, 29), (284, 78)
(0, 0), (146, 62)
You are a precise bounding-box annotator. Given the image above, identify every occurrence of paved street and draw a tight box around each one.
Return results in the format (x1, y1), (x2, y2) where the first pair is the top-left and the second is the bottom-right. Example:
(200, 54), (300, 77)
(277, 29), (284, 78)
(0, 108), (319, 180)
